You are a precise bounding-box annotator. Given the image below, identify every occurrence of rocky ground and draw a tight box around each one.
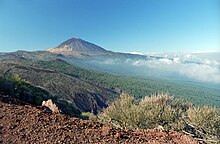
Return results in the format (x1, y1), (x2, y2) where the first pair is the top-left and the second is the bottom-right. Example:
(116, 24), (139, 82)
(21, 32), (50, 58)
(0, 95), (198, 144)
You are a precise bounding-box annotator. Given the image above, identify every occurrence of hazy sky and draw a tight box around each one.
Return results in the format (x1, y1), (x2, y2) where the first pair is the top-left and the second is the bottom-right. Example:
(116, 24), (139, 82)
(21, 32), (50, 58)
(0, 0), (219, 53)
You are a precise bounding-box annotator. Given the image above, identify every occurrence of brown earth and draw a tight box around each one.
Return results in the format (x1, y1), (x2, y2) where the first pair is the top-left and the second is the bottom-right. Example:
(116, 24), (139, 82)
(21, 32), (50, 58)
(0, 95), (198, 144)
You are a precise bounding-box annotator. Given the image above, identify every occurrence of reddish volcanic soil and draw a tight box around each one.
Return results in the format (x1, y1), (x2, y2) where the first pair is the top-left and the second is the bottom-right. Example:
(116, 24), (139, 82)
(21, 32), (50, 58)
(0, 95), (198, 144)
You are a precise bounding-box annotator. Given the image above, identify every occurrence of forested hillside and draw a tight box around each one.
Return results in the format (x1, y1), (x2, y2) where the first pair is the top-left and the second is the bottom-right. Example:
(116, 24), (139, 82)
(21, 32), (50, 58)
(33, 59), (220, 107)
(1, 58), (218, 107)
(0, 59), (117, 116)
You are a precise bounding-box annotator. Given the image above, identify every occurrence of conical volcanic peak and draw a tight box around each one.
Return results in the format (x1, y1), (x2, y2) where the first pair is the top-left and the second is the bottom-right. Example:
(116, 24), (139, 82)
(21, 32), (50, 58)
(47, 37), (108, 56)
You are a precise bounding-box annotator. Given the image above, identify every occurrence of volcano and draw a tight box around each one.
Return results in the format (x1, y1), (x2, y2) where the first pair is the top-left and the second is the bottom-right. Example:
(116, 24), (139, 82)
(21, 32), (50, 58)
(47, 37), (109, 56)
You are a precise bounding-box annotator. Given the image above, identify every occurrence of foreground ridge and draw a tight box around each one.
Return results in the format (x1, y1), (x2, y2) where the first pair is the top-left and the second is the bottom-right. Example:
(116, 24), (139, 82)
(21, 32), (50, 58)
(0, 95), (197, 144)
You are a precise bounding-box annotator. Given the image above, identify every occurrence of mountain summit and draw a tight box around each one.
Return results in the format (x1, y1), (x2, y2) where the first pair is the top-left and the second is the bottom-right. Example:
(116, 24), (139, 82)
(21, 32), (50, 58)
(47, 37), (108, 56)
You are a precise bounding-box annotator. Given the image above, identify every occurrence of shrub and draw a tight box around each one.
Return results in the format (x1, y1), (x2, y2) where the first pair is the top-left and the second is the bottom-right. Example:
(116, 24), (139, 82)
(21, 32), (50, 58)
(137, 93), (190, 130)
(98, 93), (189, 130)
(97, 93), (220, 142)
(98, 93), (137, 129)
(80, 112), (97, 121)
(0, 76), (15, 95)
(187, 106), (220, 139)
(9, 74), (26, 86)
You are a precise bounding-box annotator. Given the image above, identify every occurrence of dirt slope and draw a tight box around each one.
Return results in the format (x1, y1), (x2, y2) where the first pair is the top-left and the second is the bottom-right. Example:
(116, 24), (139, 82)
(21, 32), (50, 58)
(0, 95), (198, 144)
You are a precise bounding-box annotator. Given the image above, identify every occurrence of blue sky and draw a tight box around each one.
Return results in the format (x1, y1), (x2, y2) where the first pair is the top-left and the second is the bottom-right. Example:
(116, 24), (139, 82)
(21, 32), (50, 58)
(0, 0), (219, 53)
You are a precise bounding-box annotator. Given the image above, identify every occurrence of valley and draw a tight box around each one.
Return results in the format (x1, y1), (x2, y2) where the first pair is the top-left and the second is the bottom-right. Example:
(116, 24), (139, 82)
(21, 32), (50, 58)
(0, 37), (219, 111)
(1, 1), (219, 143)
(0, 37), (219, 144)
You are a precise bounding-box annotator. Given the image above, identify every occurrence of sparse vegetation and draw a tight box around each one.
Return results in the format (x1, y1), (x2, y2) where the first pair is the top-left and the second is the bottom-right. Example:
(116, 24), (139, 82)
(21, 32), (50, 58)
(80, 112), (97, 121)
(187, 106), (220, 140)
(92, 93), (220, 143)
(0, 60), (219, 142)
(97, 93), (189, 130)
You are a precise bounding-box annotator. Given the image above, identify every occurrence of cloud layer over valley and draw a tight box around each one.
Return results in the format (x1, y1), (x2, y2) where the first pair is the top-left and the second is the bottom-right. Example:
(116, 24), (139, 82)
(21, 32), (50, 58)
(99, 52), (220, 84)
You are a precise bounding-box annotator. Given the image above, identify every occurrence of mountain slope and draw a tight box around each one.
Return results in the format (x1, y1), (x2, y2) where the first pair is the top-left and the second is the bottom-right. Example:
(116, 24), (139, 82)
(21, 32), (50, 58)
(1, 58), (219, 108)
(33, 60), (220, 107)
(0, 95), (198, 144)
(0, 60), (118, 116)
(47, 37), (109, 56)
(0, 37), (219, 108)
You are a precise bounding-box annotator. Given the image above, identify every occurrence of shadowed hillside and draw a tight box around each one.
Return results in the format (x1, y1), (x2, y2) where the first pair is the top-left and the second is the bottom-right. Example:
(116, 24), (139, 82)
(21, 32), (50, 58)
(0, 60), (118, 116)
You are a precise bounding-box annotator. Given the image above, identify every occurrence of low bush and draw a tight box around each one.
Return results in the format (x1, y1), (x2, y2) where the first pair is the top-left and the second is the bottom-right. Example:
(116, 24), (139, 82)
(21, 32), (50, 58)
(94, 93), (219, 142)
(187, 106), (220, 139)
(80, 112), (97, 121)
(97, 93), (189, 130)
(0, 76), (15, 95)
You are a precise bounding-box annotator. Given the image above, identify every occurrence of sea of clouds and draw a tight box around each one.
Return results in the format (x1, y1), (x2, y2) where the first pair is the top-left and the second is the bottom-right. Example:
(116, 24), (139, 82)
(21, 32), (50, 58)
(101, 52), (220, 84)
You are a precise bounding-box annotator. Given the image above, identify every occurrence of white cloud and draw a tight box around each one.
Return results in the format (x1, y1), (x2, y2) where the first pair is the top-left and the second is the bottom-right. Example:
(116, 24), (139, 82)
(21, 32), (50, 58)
(99, 52), (220, 84)
(131, 53), (220, 84)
